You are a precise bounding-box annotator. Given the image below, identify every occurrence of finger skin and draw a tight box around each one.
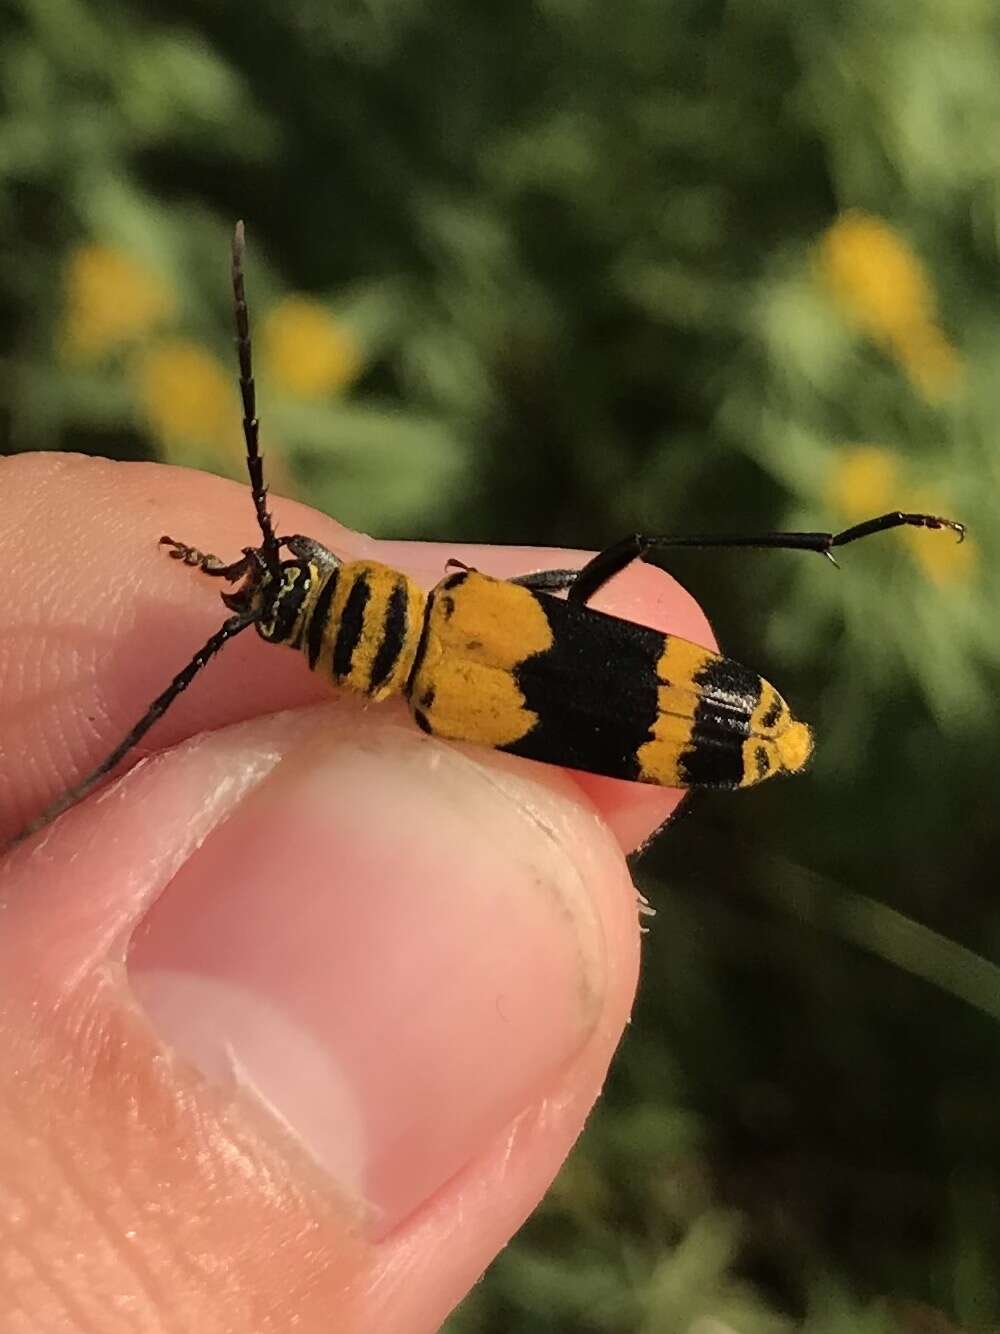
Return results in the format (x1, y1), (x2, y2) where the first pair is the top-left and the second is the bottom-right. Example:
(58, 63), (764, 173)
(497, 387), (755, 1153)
(0, 452), (719, 1331)
(2, 714), (642, 1331)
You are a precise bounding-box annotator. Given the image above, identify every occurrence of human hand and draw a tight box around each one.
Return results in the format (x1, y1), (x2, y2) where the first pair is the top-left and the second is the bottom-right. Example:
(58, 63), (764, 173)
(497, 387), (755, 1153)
(0, 453), (717, 1332)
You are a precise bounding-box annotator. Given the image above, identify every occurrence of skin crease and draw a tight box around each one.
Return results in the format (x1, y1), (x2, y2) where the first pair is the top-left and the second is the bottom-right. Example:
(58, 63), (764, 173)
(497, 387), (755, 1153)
(0, 453), (721, 1333)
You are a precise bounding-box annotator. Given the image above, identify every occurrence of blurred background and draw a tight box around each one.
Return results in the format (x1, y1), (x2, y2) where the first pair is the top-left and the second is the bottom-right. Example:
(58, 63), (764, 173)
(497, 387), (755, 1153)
(2, 0), (997, 1328)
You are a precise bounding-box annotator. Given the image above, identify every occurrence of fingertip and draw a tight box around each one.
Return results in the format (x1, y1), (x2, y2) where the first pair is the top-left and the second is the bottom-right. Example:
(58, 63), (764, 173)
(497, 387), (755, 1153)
(4, 699), (643, 1332)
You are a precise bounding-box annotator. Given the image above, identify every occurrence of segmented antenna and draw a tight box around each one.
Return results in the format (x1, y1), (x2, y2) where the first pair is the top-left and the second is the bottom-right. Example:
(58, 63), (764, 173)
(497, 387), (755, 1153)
(14, 225), (275, 843)
(232, 221), (280, 570)
(17, 613), (258, 840)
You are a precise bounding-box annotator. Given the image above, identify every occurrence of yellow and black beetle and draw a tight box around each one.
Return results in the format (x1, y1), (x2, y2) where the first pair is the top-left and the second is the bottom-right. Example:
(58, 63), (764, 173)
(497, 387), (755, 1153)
(32, 223), (964, 832)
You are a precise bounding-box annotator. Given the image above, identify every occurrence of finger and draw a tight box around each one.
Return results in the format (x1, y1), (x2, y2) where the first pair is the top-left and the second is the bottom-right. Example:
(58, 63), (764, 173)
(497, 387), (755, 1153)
(1, 689), (641, 1330)
(0, 453), (717, 848)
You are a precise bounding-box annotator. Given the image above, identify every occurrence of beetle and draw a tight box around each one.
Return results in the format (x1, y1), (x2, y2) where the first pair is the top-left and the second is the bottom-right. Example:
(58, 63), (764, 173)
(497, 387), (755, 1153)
(28, 223), (964, 834)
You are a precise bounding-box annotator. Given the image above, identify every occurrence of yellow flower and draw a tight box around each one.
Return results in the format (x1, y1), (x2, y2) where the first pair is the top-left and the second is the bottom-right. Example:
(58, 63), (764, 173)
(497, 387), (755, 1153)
(262, 296), (361, 399)
(815, 211), (961, 400)
(825, 444), (902, 522)
(59, 244), (173, 363)
(909, 529), (977, 586)
(817, 212), (933, 346)
(138, 340), (240, 462)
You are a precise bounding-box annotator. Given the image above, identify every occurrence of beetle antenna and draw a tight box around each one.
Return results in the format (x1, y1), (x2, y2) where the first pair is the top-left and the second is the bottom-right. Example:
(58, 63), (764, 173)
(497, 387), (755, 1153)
(17, 612), (258, 841)
(232, 221), (280, 571)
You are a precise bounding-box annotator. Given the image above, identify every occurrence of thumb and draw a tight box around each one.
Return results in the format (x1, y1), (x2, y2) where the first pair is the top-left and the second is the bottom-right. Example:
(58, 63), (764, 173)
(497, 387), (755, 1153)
(1, 699), (640, 1331)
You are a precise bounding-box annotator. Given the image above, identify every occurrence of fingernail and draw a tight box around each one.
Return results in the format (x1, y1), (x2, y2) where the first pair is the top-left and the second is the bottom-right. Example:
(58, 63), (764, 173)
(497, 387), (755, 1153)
(127, 707), (609, 1236)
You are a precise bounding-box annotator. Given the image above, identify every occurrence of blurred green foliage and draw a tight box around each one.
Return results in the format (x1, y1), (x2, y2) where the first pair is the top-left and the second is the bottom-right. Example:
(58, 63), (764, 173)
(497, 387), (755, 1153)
(2, 0), (998, 1328)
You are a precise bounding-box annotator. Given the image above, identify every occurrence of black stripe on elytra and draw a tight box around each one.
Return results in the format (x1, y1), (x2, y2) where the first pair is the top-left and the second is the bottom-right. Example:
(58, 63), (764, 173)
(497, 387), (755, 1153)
(501, 594), (663, 782)
(332, 573), (371, 680)
(306, 566), (340, 668)
(679, 656), (762, 788)
(369, 579), (410, 692)
(403, 572), (467, 700)
(759, 693), (783, 730)
(264, 564), (311, 644)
